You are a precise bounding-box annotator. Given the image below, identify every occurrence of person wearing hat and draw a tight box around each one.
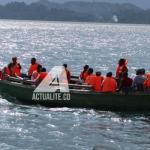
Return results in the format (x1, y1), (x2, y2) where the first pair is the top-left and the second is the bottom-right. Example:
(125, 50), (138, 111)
(116, 58), (128, 79)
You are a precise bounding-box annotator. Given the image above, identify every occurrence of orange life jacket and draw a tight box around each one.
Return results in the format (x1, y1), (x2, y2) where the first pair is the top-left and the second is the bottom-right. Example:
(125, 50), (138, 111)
(39, 72), (48, 82)
(102, 77), (117, 93)
(3, 67), (11, 76)
(116, 65), (127, 78)
(85, 74), (96, 87)
(28, 63), (38, 77)
(144, 73), (150, 88)
(80, 71), (88, 81)
(12, 64), (21, 76)
(93, 76), (104, 92)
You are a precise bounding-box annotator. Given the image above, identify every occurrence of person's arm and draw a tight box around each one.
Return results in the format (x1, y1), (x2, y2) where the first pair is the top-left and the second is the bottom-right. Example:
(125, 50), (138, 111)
(33, 74), (40, 82)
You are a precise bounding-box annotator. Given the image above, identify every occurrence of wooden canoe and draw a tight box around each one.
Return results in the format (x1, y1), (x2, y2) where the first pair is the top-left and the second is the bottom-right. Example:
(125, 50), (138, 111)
(0, 80), (150, 111)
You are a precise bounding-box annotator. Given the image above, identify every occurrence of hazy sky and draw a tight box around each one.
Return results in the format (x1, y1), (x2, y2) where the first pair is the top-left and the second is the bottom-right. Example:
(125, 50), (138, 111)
(0, 0), (150, 9)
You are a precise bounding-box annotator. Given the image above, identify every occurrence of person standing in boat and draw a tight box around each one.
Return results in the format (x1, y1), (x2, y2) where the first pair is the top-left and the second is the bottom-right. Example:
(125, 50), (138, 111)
(28, 58), (39, 78)
(118, 72), (133, 95)
(8, 57), (22, 77)
(102, 72), (117, 93)
(80, 65), (89, 82)
(116, 58), (128, 78)
(116, 58), (128, 82)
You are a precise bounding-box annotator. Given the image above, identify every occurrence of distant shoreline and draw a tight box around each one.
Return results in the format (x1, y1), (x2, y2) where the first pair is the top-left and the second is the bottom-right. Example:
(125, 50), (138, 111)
(0, 18), (150, 27)
(0, 1), (150, 25)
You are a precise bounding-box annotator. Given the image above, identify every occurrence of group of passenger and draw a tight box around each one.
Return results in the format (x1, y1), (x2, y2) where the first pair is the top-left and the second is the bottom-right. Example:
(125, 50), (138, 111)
(0, 57), (71, 84)
(80, 58), (150, 94)
(0, 57), (150, 94)
(0, 57), (48, 82)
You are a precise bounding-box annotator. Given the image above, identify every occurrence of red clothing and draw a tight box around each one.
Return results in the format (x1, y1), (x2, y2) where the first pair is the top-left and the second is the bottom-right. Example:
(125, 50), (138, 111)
(28, 63), (38, 77)
(80, 71), (88, 81)
(3, 67), (11, 76)
(66, 69), (71, 83)
(85, 74), (96, 86)
(144, 73), (150, 88)
(85, 75), (104, 92)
(12, 64), (21, 76)
(31, 71), (40, 81)
(60, 69), (71, 83)
(102, 77), (117, 92)
(116, 65), (128, 78)
(39, 72), (48, 82)
(93, 76), (104, 92)
(0, 71), (2, 79)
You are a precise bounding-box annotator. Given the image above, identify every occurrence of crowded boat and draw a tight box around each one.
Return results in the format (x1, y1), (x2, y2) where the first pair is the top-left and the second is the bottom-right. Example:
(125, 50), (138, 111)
(0, 57), (150, 94)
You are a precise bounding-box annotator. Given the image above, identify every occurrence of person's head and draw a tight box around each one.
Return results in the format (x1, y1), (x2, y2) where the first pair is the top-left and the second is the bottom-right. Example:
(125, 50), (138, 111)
(83, 65), (89, 71)
(136, 69), (145, 75)
(41, 68), (46, 72)
(106, 72), (112, 77)
(12, 57), (17, 64)
(63, 64), (67, 68)
(37, 64), (42, 73)
(31, 58), (36, 65)
(118, 58), (126, 66)
(96, 71), (101, 76)
(87, 68), (93, 75)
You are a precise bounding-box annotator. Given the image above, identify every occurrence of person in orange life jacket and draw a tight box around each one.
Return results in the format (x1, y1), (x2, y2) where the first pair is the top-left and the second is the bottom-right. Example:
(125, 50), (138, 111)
(93, 71), (104, 92)
(144, 70), (150, 88)
(102, 72), (117, 93)
(80, 65), (89, 81)
(8, 57), (22, 77)
(61, 64), (71, 83)
(116, 58), (128, 79)
(39, 68), (48, 82)
(2, 64), (12, 78)
(31, 64), (42, 82)
(28, 58), (38, 78)
(85, 68), (96, 89)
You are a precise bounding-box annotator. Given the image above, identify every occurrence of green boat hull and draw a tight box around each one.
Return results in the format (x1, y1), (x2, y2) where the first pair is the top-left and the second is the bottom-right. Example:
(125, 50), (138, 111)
(0, 80), (150, 111)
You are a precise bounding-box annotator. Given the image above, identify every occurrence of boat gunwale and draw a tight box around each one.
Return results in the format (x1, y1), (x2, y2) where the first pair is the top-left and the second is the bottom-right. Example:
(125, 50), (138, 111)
(0, 79), (150, 96)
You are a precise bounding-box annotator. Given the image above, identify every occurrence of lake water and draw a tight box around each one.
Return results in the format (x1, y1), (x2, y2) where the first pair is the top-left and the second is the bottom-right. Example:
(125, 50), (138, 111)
(0, 20), (150, 150)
